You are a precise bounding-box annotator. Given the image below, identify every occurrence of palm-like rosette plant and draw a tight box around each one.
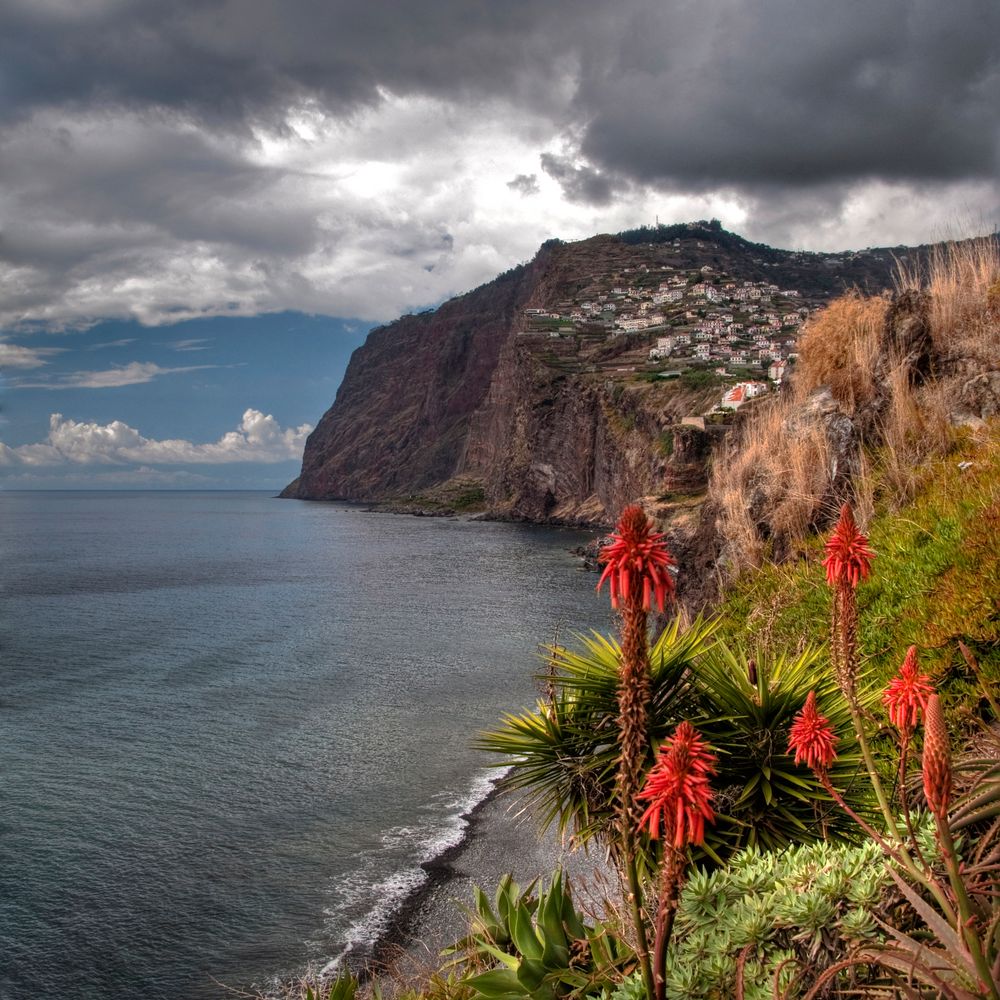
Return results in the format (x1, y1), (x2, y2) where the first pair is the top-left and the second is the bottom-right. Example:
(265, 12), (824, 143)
(691, 643), (872, 857)
(476, 618), (712, 851)
(479, 625), (876, 866)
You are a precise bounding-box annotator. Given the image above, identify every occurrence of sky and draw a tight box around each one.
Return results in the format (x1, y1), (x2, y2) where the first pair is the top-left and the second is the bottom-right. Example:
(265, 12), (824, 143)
(1, 0), (998, 488)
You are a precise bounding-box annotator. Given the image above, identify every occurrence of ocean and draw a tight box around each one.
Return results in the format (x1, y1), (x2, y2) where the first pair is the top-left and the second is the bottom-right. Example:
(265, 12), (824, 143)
(0, 491), (611, 1000)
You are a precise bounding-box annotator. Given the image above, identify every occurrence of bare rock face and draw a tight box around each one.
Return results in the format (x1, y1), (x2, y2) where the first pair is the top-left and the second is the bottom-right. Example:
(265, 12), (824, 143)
(470, 352), (660, 524)
(661, 424), (719, 494)
(665, 499), (723, 613)
(283, 235), (710, 522)
(792, 386), (861, 489)
(959, 371), (1000, 420)
(281, 263), (536, 500)
(882, 289), (935, 382)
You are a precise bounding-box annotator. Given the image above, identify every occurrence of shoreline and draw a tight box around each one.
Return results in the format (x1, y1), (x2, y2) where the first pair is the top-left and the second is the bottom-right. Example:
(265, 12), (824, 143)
(344, 780), (616, 993)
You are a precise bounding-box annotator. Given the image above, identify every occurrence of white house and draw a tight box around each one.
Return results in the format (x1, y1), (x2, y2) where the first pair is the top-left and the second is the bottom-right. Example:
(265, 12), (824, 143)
(720, 380), (769, 411)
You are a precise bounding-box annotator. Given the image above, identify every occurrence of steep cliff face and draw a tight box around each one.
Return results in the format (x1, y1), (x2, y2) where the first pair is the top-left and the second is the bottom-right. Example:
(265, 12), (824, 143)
(284, 223), (900, 521)
(282, 237), (688, 521)
(281, 260), (537, 500)
(466, 331), (718, 523)
(284, 236), (716, 520)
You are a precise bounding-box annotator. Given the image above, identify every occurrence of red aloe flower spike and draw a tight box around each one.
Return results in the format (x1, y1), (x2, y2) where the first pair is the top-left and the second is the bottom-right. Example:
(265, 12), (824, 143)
(822, 503), (875, 589)
(922, 693), (952, 820)
(788, 690), (839, 776)
(883, 645), (935, 732)
(637, 721), (717, 848)
(597, 505), (676, 612)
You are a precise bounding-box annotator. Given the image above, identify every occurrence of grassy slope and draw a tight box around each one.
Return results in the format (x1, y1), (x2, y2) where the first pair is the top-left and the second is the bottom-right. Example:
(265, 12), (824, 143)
(712, 426), (1000, 718)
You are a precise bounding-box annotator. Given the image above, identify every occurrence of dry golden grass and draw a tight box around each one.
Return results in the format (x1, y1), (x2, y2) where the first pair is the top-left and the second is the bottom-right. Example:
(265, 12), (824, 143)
(879, 369), (954, 502)
(711, 232), (1000, 579)
(793, 291), (889, 411)
(713, 398), (846, 571)
(897, 235), (1000, 367)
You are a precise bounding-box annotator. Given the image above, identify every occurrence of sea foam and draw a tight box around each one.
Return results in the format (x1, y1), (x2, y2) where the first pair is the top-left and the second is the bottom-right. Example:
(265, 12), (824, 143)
(316, 766), (511, 975)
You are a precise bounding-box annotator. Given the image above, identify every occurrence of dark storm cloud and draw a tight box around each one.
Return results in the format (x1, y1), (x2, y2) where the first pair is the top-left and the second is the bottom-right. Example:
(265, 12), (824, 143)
(2, 0), (996, 193)
(539, 153), (616, 205)
(572, 0), (1000, 191)
(507, 174), (540, 196)
(0, 0), (602, 128)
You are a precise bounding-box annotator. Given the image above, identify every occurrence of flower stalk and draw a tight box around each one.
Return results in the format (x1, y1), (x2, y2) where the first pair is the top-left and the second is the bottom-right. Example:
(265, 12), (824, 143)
(788, 690), (957, 923)
(922, 693), (999, 999)
(823, 503), (898, 837)
(637, 721), (717, 1000)
(597, 505), (676, 1000)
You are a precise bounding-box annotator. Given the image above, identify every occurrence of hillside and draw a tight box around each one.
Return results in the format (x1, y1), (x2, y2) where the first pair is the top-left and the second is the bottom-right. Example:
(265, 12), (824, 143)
(713, 430), (1000, 697)
(281, 222), (905, 522)
(700, 235), (1000, 692)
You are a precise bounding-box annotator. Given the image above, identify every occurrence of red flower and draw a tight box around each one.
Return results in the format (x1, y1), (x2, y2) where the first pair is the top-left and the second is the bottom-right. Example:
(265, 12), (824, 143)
(788, 690), (839, 775)
(637, 721), (716, 848)
(597, 505), (676, 612)
(822, 503), (874, 589)
(883, 646), (935, 732)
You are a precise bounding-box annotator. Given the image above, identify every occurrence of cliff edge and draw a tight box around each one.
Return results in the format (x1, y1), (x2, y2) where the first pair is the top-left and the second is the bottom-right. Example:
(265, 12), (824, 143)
(283, 223), (902, 524)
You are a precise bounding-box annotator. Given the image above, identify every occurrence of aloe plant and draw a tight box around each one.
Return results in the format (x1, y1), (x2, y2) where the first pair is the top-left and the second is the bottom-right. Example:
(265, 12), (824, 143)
(690, 642), (873, 858)
(305, 972), (359, 1000)
(477, 618), (710, 851)
(445, 871), (631, 1000)
(792, 653), (1000, 999)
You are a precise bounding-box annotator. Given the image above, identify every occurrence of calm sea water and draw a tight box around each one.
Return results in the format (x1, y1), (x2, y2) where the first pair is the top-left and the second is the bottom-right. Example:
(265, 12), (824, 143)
(0, 492), (610, 1000)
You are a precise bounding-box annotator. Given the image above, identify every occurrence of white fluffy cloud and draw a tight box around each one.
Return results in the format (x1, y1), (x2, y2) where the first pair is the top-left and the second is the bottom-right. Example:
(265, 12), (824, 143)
(0, 343), (64, 368)
(0, 409), (312, 466)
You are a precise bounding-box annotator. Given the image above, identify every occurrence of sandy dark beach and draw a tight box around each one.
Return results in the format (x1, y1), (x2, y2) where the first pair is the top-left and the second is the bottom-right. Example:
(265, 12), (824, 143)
(360, 783), (618, 992)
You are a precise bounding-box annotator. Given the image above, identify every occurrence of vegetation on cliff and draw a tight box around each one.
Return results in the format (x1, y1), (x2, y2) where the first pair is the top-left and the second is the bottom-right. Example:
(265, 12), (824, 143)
(708, 237), (1000, 700)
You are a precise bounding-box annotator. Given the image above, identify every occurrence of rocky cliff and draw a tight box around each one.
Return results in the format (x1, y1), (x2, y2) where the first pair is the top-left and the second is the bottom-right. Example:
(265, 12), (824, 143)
(282, 223), (901, 524)
(282, 260), (534, 501)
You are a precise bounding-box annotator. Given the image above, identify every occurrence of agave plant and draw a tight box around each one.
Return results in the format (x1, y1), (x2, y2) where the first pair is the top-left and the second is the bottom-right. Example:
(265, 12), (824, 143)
(304, 973), (359, 1000)
(445, 870), (632, 1000)
(476, 617), (713, 851)
(690, 643), (873, 858)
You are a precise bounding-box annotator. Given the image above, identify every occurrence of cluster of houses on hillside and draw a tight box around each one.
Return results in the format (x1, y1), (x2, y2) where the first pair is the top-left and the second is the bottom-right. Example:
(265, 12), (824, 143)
(649, 327), (798, 368)
(524, 265), (815, 372)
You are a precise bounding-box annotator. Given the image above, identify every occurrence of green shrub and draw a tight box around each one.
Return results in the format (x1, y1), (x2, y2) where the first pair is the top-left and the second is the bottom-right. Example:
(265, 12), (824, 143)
(663, 839), (891, 999)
